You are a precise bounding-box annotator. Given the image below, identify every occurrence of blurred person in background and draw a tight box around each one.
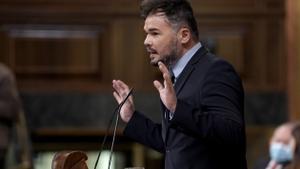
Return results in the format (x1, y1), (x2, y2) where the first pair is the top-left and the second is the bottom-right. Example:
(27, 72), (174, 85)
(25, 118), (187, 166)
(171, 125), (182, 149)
(0, 63), (19, 168)
(266, 121), (300, 169)
(0, 63), (32, 169)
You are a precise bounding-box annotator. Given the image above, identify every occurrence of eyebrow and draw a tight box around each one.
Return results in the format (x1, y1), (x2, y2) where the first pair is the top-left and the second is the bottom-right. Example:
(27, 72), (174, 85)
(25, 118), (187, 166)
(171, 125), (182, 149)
(146, 28), (160, 32)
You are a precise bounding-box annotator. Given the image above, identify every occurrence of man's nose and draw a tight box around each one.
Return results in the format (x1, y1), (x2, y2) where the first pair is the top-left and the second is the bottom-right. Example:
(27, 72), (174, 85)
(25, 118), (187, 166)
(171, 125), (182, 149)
(144, 35), (151, 46)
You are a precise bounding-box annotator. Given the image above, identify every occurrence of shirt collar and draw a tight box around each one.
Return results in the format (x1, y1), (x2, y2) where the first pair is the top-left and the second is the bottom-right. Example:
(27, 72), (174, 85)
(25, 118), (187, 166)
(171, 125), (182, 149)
(171, 42), (202, 79)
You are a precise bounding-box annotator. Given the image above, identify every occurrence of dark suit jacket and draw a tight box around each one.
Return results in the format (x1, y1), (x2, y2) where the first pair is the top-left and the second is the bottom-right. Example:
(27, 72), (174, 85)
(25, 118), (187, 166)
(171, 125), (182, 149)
(124, 47), (247, 169)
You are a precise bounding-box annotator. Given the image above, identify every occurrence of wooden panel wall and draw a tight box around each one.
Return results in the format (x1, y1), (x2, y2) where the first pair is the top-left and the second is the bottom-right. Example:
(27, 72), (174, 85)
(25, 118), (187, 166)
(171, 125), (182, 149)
(0, 0), (285, 92)
(0, 1), (286, 168)
(287, 0), (300, 120)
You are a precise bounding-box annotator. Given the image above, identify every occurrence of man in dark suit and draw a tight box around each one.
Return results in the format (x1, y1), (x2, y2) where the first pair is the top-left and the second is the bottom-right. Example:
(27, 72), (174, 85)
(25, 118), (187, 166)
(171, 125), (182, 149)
(112, 0), (247, 168)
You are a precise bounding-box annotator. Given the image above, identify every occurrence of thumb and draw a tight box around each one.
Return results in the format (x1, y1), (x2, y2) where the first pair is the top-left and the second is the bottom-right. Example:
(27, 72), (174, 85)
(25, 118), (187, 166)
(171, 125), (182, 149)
(153, 80), (164, 92)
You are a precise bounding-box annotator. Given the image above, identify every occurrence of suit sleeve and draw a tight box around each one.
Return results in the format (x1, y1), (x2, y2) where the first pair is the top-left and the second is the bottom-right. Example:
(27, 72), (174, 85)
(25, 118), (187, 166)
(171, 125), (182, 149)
(170, 60), (245, 147)
(123, 111), (165, 153)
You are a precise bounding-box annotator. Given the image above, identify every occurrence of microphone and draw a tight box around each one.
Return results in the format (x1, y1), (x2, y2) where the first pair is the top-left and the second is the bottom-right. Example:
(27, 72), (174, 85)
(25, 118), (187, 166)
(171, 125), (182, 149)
(93, 88), (134, 169)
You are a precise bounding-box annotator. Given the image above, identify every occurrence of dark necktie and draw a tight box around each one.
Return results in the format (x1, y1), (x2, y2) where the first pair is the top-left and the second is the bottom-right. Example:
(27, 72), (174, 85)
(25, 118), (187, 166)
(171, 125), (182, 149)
(170, 70), (175, 84)
(165, 70), (175, 120)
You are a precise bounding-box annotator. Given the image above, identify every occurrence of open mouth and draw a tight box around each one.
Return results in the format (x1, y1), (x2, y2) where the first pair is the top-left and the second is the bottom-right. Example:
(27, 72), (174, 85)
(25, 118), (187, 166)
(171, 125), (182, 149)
(146, 47), (158, 55)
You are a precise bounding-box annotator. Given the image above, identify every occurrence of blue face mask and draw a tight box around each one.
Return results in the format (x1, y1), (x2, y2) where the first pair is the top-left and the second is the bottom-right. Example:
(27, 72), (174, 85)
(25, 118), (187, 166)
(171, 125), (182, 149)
(270, 142), (293, 164)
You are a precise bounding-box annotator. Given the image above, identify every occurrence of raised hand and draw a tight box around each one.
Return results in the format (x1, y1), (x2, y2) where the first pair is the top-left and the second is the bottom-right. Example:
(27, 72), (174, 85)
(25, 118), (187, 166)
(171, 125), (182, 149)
(153, 61), (177, 112)
(112, 80), (135, 123)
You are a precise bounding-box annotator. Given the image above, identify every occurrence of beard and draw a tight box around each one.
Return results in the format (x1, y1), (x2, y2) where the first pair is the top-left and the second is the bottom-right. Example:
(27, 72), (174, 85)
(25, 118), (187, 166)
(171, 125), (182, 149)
(149, 39), (179, 67)
(159, 48), (177, 67)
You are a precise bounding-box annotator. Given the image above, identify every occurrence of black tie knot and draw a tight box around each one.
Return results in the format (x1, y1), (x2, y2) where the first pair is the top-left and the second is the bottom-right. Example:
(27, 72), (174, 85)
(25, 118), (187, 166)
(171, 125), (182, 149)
(170, 70), (175, 84)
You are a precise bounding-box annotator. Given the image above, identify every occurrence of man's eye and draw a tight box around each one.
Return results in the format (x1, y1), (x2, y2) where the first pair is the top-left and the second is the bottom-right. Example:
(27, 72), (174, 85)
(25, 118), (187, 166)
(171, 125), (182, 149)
(151, 32), (159, 36)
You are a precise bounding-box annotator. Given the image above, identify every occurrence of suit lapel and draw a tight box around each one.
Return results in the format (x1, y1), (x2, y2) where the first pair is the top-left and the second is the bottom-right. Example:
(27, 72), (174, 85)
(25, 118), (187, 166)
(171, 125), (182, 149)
(174, 47), (208, 95)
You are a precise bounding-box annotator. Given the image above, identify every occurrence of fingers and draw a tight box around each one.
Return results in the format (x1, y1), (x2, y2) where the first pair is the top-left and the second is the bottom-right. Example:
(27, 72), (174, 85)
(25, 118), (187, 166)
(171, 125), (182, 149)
(158, 62), (173, 88)
(163, 73), (173, 88)
(113, 80), (128, 92)
(112, 80), (128, 92)
(113, 91), (122, 104)
(112, 80), (131, 101)
(153, 80), (163, 91)
(158, 62), (169, 75)
(117, 80), (130, 91)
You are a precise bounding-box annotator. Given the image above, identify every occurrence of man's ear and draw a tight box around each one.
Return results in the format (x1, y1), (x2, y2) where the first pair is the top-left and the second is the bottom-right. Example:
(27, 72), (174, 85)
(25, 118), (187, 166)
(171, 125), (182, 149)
(178, 27), (191, 44)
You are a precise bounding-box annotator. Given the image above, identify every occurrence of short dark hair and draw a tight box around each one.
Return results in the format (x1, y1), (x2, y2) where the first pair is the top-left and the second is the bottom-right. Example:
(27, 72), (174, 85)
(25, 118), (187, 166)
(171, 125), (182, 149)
(140, 0), (199, 40)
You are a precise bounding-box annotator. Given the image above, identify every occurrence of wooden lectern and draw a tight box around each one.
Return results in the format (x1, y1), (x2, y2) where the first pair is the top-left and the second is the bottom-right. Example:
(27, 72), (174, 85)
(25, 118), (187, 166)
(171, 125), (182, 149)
(51, 151), (89, 169)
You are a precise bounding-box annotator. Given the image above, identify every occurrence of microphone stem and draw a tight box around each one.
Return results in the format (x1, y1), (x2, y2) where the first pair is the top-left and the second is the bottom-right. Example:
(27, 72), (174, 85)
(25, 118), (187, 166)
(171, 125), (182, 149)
(107, 109), (120, 169)
(93, 107), (118, 169)
(93, 88), (133, 169)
